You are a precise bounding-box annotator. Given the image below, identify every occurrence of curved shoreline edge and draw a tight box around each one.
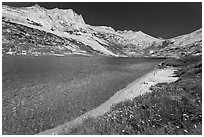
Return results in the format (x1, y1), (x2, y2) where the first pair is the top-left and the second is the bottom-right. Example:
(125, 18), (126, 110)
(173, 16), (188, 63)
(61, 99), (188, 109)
(38, 67), (179, 135)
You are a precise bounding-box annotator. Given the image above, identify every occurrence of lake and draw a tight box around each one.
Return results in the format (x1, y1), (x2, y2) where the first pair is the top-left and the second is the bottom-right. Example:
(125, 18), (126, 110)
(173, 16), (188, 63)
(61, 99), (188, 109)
(2, 55), (164, 134)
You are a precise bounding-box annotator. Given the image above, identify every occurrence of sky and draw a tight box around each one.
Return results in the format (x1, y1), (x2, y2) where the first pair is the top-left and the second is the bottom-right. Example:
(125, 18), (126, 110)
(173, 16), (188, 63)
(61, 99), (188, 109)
(2, 2), (202, 38)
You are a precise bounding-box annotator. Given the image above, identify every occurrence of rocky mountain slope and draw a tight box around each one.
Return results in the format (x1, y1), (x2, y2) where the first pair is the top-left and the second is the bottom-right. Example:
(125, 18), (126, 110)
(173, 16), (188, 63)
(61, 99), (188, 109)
(148, 28), (202, 58)
(2, 4), (202, 57)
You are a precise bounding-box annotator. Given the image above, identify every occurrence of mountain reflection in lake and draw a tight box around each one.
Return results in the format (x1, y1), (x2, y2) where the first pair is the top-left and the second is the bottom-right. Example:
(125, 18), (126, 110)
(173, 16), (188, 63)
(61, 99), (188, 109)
(2, 55), (164, 135)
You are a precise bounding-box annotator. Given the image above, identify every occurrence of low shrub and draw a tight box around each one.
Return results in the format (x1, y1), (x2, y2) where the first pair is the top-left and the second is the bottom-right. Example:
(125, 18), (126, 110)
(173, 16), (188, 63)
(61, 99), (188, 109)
(62, 55), (202, 135)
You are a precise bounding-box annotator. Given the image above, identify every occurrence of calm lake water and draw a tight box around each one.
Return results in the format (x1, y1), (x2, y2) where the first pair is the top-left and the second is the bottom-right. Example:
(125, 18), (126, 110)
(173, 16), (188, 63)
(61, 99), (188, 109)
(2, 55), (164, 134)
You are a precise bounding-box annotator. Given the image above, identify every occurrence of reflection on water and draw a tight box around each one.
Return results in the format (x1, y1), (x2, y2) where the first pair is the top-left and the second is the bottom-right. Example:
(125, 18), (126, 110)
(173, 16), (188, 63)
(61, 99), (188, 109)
(2, 55), (164, 135)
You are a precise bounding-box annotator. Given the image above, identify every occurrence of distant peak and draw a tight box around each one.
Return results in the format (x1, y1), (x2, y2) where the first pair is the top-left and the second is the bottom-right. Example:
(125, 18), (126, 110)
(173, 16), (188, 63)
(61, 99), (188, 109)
(33, 4), (41, 7)
(137, 30), (144, 34)
(118, 30), (146, 35)
(30, 4), (42, 9)
(26, 4), (46, 11)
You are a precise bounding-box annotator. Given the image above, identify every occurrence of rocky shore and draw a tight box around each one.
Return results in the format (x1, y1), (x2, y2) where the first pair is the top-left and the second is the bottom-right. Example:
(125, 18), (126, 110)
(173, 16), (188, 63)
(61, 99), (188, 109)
(39, 66), (178, 135)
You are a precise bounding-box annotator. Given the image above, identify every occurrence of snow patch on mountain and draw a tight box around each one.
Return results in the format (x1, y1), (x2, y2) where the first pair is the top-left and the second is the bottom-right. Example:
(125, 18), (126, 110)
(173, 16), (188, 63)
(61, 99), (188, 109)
(169, 28), (202, 48)
(3, 4), (87, 32)
(2, 4), (202, 57)
(117, 30), (161, 48)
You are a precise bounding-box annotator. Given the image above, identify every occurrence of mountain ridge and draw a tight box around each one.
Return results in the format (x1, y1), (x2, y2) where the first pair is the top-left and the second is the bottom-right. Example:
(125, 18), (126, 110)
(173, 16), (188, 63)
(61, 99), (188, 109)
(2, 4), (202, 57)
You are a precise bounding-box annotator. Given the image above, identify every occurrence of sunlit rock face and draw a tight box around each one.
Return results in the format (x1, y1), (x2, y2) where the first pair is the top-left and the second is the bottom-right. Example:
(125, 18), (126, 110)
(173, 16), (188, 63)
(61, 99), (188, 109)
(148, 29), (202, 58)
(2, 4), (202, 57)
(2, 4), (87, 32)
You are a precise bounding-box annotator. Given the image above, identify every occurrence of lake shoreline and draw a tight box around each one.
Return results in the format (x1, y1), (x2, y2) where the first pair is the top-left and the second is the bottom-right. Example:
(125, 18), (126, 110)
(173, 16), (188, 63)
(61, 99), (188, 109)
(2, 54), (168, 59)
(38, 66), (178, 135)
(3, 56), (164, 135)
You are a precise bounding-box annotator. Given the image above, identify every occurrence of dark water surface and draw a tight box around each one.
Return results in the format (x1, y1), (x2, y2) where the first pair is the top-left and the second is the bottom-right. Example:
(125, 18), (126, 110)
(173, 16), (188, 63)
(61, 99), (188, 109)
(2, 55), (164, 134)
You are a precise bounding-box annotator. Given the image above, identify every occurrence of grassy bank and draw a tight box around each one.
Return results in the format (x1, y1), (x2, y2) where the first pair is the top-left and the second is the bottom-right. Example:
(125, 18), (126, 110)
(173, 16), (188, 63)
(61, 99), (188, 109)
(62, 55), (202, 135)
